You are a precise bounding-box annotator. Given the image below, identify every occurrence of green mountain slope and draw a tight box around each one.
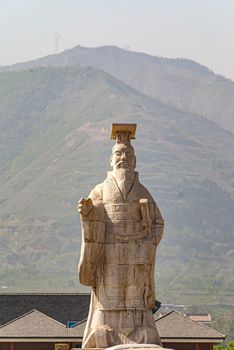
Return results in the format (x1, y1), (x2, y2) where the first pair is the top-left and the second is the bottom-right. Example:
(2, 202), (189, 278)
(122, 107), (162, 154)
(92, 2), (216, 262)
(0, 66), (233, 311)
(0, 66), (139, 181)
(1, 45), (234, 134)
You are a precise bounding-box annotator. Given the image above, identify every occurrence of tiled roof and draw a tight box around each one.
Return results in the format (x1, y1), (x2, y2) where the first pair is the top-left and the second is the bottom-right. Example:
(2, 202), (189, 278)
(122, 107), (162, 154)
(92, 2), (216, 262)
(0, 309), (84, 338)
(155, 311), (225, 339)
(71, 319), (87, 334)
(0, 293), (90, 326)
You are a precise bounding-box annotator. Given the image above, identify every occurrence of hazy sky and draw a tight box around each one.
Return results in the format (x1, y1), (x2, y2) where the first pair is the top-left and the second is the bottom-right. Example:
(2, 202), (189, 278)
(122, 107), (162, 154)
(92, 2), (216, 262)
(1, 0), (234, 80)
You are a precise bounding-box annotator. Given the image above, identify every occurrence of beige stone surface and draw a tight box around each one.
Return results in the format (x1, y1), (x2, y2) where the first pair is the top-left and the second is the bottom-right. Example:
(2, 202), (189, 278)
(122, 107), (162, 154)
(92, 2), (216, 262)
(81, 346), (171, 350)
(107, 345), (172, 350)
(78, 124), (164, 348)
(81, 347), (170, 350)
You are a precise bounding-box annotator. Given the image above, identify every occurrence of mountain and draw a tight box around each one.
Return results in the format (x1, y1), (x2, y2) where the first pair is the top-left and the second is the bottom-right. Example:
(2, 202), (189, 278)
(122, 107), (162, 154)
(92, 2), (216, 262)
(0, 65), (234, 309)
(1, 45), (234, 134)
(0, 47), (234, 337)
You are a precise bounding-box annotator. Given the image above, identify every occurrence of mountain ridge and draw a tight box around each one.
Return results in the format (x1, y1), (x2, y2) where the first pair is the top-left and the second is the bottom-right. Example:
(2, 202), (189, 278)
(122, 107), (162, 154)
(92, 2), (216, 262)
(2, 45), (233, 134)
(0, 45), (213, 76)
(0, 50), (233, 338)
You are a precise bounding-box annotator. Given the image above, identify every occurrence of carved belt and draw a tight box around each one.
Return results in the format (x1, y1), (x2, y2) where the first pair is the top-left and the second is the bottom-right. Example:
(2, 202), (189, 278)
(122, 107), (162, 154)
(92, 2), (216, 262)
(104, 203), (142, 221)
(106, 230), (147, 242)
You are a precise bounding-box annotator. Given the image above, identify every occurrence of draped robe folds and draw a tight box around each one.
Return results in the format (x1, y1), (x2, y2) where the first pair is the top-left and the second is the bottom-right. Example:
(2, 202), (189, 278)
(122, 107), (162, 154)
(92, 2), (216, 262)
(79, 171), (164, 348)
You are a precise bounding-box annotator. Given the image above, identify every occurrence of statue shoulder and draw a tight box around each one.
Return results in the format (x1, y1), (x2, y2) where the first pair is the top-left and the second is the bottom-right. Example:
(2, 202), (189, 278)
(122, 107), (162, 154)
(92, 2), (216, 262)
(137, 180), (154, 203)
(89, 182), (104, 201)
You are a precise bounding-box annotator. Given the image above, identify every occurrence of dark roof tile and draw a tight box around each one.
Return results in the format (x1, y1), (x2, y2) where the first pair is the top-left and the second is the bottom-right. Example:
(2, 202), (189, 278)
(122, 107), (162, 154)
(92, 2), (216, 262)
(0, 293), (90, 326)
(0, 309), (84, 338)
(155, 310), (225, 339)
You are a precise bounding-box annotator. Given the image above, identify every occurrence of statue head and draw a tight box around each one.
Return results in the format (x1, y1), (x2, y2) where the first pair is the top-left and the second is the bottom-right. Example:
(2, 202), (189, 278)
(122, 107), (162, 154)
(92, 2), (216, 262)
(110, 142), (136, 171)
(110, 123), (137, 172)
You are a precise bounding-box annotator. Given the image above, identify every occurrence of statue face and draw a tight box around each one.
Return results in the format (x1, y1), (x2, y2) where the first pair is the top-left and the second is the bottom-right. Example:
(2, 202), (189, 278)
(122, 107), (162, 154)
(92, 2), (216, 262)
(110, 143), (136, 171)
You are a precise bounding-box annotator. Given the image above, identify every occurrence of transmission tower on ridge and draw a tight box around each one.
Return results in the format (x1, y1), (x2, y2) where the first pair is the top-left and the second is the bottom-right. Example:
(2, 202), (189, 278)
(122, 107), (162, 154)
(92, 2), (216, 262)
(54, 33), (60, 53)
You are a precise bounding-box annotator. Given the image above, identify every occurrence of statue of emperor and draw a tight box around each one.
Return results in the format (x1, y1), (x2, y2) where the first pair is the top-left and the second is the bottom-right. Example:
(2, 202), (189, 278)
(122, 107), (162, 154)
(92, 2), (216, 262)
(78, 123), (164, 348)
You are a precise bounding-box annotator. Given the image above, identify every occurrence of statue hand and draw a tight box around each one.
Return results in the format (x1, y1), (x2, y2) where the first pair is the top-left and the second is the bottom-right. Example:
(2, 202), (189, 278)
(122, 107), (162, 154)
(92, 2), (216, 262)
(78, 198), (93, 216)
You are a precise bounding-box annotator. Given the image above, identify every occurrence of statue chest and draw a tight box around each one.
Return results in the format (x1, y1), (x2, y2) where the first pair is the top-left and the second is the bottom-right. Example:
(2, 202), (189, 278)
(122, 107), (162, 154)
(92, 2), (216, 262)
(102, 177), (147, 237)
(104, 202), (144, 238)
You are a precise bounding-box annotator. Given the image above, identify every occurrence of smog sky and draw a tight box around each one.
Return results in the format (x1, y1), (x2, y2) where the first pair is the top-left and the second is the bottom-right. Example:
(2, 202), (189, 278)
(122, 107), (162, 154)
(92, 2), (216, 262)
(1, 0), (234, 80)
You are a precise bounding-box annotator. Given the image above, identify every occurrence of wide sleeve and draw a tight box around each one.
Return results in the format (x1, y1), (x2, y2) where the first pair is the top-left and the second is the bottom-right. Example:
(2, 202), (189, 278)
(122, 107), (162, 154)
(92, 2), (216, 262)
(154, 202), (164, 245)
(78, 184), (105, 286)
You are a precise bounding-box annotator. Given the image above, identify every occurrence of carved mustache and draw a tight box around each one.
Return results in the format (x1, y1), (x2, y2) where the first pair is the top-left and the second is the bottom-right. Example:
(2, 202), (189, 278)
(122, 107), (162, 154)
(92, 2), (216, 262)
(115, 160), (128, 168)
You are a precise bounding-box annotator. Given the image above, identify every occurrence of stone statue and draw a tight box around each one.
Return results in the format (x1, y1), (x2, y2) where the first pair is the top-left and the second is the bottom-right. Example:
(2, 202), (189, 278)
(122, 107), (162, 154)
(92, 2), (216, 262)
(78, 124), (164, 348)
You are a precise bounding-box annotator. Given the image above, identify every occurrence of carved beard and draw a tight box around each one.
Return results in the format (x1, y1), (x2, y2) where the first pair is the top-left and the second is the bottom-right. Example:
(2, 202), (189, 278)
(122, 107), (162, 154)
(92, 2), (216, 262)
(112, 168), (135, 199)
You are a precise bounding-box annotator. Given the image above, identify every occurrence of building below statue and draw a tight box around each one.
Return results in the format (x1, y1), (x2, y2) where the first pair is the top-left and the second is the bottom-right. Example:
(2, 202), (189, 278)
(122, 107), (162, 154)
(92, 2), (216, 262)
(0, 293), (225, 350)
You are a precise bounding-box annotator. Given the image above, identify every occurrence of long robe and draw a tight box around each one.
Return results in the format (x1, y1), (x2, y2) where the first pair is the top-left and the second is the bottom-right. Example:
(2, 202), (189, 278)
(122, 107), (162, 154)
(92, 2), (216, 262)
(79, 172), (164, 348)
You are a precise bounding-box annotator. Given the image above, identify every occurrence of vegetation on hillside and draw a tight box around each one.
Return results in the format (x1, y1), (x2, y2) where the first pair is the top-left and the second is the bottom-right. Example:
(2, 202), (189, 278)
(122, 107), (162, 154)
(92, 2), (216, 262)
(0, 49), (233, 339)
(2, 45), (234, 133)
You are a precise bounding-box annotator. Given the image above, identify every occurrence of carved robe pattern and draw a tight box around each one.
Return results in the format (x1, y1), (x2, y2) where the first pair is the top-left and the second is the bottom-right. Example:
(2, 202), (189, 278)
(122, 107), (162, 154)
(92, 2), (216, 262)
(79, 172), (164, 348)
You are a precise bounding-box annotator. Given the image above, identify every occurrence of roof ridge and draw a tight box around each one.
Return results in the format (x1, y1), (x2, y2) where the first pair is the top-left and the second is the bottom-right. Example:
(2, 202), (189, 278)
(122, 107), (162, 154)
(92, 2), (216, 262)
(0, 309), (36, 328)
(183, 312), (225, 337)
(75, 318), (87, 326)
(0, 309), (66, 329)
(156, 310), (225, 337)
(155, 309), (174, 321)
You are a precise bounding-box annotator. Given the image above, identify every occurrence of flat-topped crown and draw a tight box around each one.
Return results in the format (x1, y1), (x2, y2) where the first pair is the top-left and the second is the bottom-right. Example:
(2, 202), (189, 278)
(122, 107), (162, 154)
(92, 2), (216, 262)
(110, 123), (137, 142)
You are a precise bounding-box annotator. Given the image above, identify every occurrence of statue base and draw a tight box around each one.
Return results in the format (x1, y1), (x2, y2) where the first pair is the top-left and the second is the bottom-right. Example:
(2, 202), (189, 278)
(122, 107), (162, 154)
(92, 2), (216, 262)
(79, 345), (173, 350)
(107, 345), (171, 350)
